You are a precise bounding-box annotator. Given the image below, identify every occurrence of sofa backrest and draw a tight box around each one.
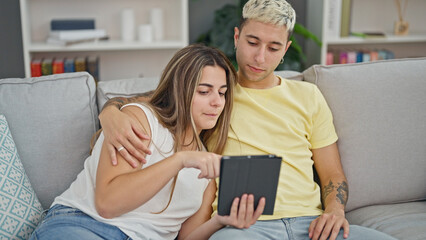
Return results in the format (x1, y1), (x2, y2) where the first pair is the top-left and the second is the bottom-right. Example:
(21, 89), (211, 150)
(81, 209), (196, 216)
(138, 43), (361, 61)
(97, 77), (160, 112)
(0, 72), (99, 209)
(303, 57), (426, 212)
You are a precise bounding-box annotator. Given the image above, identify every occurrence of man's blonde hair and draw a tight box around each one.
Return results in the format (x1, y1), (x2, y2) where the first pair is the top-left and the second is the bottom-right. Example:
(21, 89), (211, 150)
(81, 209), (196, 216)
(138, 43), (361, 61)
(241, 0), (296, 38)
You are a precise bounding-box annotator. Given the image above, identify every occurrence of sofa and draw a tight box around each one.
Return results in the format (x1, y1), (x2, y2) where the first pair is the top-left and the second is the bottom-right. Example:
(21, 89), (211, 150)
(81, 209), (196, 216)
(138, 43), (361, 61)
(0, 57), (425, 239)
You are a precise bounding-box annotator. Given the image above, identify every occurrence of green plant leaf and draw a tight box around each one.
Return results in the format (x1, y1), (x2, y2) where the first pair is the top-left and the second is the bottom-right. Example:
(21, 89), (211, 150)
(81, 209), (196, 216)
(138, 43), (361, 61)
(293, 23), (322, 47)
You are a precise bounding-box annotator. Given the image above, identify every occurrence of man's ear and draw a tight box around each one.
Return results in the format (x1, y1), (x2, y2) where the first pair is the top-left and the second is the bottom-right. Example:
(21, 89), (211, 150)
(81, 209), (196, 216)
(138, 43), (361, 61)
(285, 40), (292, 52)
(234, 27), (240, 47)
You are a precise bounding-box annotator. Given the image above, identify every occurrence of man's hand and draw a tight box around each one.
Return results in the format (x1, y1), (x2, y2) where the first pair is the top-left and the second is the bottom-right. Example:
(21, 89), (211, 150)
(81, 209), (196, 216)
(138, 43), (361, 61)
(99, 106), (151, 168)
(308, 208), (349, 240)
(215, 194), (265, 229)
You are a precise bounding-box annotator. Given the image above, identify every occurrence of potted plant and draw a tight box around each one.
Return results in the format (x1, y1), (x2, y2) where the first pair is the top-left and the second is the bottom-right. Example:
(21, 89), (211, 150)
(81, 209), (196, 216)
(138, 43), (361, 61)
(196, 0), (321, 71)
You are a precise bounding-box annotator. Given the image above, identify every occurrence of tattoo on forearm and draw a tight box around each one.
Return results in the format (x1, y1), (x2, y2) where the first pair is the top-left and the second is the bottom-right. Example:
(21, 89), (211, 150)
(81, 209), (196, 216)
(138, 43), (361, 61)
(336, 181), (348, 205)
(322, 180), (334, 201)
(322, 180), (348, 206)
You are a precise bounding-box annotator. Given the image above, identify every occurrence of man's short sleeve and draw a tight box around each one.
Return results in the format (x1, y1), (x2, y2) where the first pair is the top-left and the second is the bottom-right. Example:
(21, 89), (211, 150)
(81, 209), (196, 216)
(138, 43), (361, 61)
(310, 86), (338, 149)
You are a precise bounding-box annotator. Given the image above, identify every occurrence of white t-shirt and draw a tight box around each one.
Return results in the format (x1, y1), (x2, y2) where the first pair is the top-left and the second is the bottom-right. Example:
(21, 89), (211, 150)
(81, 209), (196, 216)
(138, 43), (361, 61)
(53, 103), (209, 240)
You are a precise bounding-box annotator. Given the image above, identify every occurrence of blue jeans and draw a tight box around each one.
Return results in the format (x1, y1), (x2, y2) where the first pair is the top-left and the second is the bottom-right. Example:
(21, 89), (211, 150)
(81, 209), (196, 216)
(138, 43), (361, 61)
(209, 216), (397, 240)
(30, 204), (131, 240)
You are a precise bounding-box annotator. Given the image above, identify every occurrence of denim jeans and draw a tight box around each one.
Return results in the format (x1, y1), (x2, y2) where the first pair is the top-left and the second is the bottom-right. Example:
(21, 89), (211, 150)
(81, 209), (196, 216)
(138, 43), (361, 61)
(30, 204), (131, 240)
(209, 216), (397, 240)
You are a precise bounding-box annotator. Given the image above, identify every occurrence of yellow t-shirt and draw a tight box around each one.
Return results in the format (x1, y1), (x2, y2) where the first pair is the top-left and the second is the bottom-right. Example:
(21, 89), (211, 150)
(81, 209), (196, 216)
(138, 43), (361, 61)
(208, 76), (338, 220)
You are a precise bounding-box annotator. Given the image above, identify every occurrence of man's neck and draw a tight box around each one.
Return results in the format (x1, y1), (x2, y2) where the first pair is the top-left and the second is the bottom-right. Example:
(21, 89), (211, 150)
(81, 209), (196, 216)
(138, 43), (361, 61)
(238, 72), (280, 89)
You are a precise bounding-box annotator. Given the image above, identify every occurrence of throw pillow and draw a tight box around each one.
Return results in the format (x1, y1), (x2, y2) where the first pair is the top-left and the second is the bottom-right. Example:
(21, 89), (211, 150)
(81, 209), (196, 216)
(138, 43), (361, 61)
(0, 115), (43, 240)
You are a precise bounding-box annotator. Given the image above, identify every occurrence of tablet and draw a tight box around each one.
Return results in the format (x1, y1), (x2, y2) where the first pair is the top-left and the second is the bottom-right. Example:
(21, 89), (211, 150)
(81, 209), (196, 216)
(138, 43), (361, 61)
(217, 155), (282, 216)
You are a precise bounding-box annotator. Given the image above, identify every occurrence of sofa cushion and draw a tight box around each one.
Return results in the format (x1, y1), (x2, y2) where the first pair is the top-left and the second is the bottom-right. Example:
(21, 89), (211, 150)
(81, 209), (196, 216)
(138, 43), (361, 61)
(0, 115), (43, 239)
(0, 72), (99, 209)
(346, 201), (426, 240)
(96, 77), (160, 112)
(303, 57), (426, 212)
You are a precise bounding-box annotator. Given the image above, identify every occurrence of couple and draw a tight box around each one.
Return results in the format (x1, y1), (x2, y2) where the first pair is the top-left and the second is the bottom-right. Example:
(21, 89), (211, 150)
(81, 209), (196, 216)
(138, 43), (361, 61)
(31, 0), (396, 239)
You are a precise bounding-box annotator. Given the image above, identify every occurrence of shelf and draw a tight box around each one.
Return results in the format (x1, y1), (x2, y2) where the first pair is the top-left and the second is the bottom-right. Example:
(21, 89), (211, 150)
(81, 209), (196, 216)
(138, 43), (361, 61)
(306, 0), (426, 66)
(327, 33), (426, 45)
(29, 40), (186, 52)
(20, 0), (189, 79)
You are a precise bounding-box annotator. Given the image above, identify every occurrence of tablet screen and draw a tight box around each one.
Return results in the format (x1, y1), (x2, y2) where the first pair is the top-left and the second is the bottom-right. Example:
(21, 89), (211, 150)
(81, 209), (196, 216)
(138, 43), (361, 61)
(217, 155), (282, 216)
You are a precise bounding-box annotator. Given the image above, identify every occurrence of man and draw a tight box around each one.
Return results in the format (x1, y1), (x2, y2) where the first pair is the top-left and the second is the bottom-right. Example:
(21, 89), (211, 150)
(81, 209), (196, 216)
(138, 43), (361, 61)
(99, 1), (396, 239)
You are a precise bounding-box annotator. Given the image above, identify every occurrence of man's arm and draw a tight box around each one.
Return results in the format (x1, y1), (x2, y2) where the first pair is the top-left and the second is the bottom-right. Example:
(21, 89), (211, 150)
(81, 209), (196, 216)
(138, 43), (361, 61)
(309, 142), (350, 240)
(99, 91), (154, 167)
(101, 91), (154, 112)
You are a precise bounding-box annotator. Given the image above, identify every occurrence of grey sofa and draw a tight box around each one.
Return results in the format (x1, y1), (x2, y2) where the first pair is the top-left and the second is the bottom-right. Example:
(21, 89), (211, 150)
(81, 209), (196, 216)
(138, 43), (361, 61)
(0, 57), (425, 239)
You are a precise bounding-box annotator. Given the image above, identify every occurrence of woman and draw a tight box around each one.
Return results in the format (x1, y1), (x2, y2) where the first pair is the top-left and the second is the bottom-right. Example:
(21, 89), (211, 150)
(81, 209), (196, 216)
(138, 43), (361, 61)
(30, 44), (265, 240)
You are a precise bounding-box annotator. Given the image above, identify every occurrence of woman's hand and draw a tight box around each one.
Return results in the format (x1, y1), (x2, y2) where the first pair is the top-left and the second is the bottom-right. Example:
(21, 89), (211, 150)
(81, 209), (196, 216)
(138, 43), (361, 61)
(179, 151), (221, 179)
(99, 106), (152, 168)
(215, 194), (265, 229)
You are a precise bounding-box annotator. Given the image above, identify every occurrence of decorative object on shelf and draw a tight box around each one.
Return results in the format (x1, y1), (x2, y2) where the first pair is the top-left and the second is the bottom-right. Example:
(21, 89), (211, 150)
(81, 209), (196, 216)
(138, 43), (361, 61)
(121, 8), (135, 41)
(138, 24), (153, 43)
(150, 8), (164, 41)
(394, 0), (409, 36)
(325, 0), (342, 39)
(195, 0), (321, 71)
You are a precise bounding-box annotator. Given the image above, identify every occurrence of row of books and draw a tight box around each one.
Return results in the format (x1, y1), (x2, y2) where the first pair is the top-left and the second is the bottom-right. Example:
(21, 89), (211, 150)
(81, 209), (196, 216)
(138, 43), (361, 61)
(326, 49), (395, 65)
(31, 56), (99, 81)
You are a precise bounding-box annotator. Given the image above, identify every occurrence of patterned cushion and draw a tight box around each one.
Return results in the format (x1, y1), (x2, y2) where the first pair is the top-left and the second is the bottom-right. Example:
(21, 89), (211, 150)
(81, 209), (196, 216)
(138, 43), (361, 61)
(0, 115), (43, 239)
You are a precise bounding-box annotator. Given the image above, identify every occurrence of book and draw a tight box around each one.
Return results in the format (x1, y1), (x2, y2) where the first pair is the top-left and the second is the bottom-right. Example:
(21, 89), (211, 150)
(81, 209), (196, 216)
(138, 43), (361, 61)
(356, 51), (363, 62)
(31, 59), (42, 77)
(370, 51), (379, 61)
(362, 51), (371, 62)
(339, 52), (348, 64)
(49, 29), (107, 41)
(41, 58), (53, 75)
(86, 56), (99, 82)
(74, 57), (86, 72)
(218, 155), (282, 216)
(340, 0), (352, 37)
(347, 51), (357, 63)
(326, 0), (342, 39)
(64, 58), (75, 72)
(326, 52), (334, 65)
(52, 58), (64, 74)
(378, 50), (387, 60)
(51, 19), (95, 31)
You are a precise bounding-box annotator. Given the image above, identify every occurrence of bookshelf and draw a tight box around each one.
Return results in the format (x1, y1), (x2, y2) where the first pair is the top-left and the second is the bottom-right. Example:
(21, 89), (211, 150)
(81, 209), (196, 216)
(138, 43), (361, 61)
(306, 0), (426, 66)
(19, 0), (188, 81)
